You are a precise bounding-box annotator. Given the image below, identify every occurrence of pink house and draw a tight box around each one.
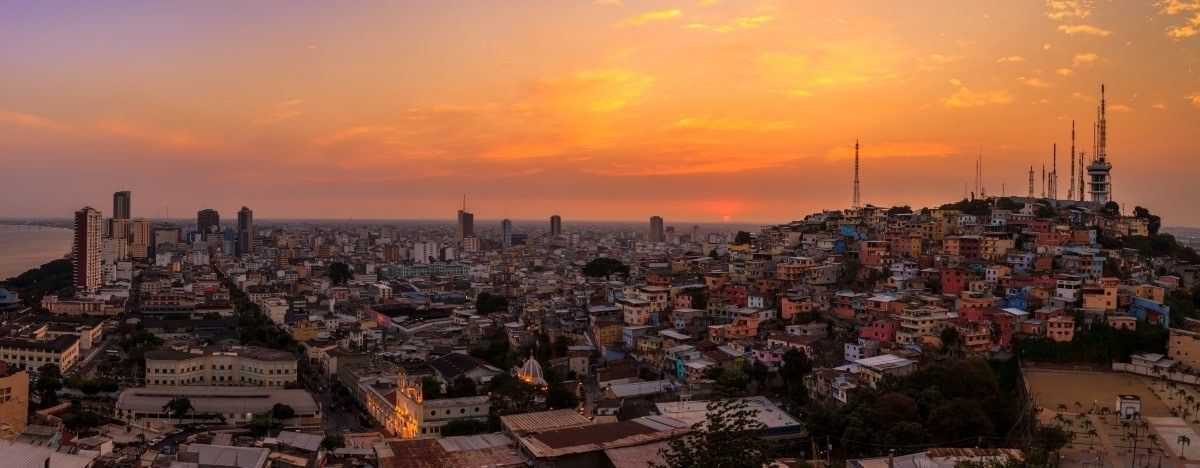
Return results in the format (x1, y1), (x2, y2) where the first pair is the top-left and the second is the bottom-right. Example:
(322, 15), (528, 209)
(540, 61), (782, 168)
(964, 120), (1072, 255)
(859, 321), (898, 343)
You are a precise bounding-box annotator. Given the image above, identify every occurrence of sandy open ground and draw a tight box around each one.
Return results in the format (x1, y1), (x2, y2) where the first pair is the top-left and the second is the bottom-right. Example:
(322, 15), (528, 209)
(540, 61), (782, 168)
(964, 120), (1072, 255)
(1024, 369), (1173, 417)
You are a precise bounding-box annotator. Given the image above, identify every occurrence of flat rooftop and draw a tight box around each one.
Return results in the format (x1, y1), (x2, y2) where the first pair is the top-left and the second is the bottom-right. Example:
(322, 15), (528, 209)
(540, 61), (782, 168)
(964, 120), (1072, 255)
(654, 396), (802, 430)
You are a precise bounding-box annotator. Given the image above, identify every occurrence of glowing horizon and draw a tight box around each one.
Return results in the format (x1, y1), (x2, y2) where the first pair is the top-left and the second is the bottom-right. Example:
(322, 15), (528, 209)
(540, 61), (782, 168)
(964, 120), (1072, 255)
(2, 1), (1199, 225)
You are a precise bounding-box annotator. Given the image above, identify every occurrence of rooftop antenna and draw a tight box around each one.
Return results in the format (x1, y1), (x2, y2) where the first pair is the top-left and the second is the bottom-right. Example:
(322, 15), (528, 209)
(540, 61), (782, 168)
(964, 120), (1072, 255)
(853, 139), (861, 209)
(1068, 121), (1076, 201)
(1041, 164), (1046, 198)
(1098, 84), (1108, 161)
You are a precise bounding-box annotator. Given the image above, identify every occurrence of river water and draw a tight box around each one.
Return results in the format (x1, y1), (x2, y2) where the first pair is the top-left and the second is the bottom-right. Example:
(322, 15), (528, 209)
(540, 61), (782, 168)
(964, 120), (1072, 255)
(0, 224), (73, 279)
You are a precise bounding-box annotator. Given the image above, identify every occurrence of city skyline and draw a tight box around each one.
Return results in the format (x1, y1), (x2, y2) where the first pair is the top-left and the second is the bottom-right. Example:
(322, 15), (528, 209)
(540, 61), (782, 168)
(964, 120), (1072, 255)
(3, 1), (1200, 225)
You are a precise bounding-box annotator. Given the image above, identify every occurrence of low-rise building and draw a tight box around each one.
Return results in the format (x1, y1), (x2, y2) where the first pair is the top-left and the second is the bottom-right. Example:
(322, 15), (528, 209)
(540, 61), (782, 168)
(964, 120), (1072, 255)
(114, 386), (320, 429)
(144, 346), (298, 387)
(0, 336), (80, 372)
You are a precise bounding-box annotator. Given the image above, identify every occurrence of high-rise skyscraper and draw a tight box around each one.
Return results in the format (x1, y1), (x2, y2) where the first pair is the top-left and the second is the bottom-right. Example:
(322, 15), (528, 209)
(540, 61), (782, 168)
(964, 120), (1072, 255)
(73, 207), (102, 294)
(456, 202), (475, 240)
(501, 219), (513, 248)
(649, 216), (664, 242)
(550, 215), (562, 236)
(237, 206), (255, 256)
(197, 209), (220, 241)
(112, 191), (131, 220)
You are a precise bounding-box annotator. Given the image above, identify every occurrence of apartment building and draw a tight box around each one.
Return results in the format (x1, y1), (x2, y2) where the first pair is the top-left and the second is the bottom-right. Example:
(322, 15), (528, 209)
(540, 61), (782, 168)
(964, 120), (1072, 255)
(895, 306), (953, 346)
(0, 363), (28, 437)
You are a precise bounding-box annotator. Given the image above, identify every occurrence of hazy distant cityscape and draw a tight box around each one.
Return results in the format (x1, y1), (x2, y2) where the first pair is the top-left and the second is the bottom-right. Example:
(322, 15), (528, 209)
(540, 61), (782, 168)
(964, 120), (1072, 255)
(7, 1), (1200, 467)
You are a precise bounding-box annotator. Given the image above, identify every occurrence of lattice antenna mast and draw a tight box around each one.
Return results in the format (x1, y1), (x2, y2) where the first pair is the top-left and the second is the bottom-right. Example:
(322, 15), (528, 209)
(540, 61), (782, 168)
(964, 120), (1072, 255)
(1068, 121), (1076, 201)
(1051, 143), (1058, 200)
(853, 139), (861, 209)
(1028, 166), (1035, 198)
(1098, 84), (1108, 161)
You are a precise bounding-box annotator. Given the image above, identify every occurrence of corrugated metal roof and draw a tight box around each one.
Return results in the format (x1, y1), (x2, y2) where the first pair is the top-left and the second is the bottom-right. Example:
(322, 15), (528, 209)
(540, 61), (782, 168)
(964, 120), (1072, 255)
(499, 409), (591, 434)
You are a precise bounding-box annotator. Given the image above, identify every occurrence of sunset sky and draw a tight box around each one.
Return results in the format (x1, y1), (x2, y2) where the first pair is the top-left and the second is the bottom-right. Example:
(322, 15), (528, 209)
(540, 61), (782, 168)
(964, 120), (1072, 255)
(2, 1), (1199, 225)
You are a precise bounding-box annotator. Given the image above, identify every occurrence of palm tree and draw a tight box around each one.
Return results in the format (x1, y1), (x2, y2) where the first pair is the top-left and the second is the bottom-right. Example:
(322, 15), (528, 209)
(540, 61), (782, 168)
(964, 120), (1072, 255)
(1086, 428), (1099, 449)
(1180, 435), (1192, 459)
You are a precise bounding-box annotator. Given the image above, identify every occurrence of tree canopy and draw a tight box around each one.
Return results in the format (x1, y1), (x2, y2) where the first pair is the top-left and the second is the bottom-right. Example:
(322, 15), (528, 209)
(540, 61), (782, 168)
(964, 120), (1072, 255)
(582, 257), (629, 279)
(328, 261), (352, 285)
(2, 259), (73, 308)
(805, 359), (1020, 459)
(164, 397), (193, 421)
(475, 292), (509, 315)
(655, 399), (772, 468)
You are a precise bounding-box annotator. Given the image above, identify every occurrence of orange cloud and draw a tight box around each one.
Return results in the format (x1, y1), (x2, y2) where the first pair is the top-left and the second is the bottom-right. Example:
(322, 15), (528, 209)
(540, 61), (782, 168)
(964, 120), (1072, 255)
(1189, 92), (1200, 107)
(687, 16), (773, 33)
(530, 68), (655, 113)
(940, 86), (1013, 108)
(1158, 0), (1200, 39)
(1057, 24), (1112, 36)
(673, 116), (795, 132)
(252, 99), (305, 125)
(93, 119), (200, 150)
(824, 141), (961, 161)
(0, 107), (71, 133)
(584, 153), (800, 176)
(997, 56), (1026, 63)
(618, 9), (682, 27)
(758, 41), (903, 97)
(917, 53), (963, 71)
(1020, 77), (1052, 88)
(1072, 52), (1098, 66)
(1046, 0), (1093, 21)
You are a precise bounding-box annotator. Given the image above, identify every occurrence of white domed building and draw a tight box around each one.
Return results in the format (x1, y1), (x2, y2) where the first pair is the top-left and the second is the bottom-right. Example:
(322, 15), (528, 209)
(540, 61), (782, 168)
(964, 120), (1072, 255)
(517, 356), (547, 386)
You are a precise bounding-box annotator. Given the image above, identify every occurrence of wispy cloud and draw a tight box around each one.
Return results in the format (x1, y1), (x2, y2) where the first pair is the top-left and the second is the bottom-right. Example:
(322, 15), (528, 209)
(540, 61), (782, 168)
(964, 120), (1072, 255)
(687, 16), (773, 33)
(94, 119), (201, 150)
(251, 99), (305, 125)
(757, 41), (904, 98)
(917, 54), (963, 71)
(1158, 0), (1200, 39)
(1056, 68), (1074, 76)
(584, 153), (799, 176)
(1046, 0), (1093, 20)
(997, 56), (1026, 63)
(618, 9), (682, 27)
(1072, 52), (1099, 66)
(0, 107), (71, 133)
(824, 141), (960, 161)
(673, 116), (795, 132)
(941, 86), (1014, 108)
(1189, 91), (1200, 107)
(1021, 77), (1052, 88)
(1109, 104), (1133, 112)
(1057, 24), (1113, 36)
